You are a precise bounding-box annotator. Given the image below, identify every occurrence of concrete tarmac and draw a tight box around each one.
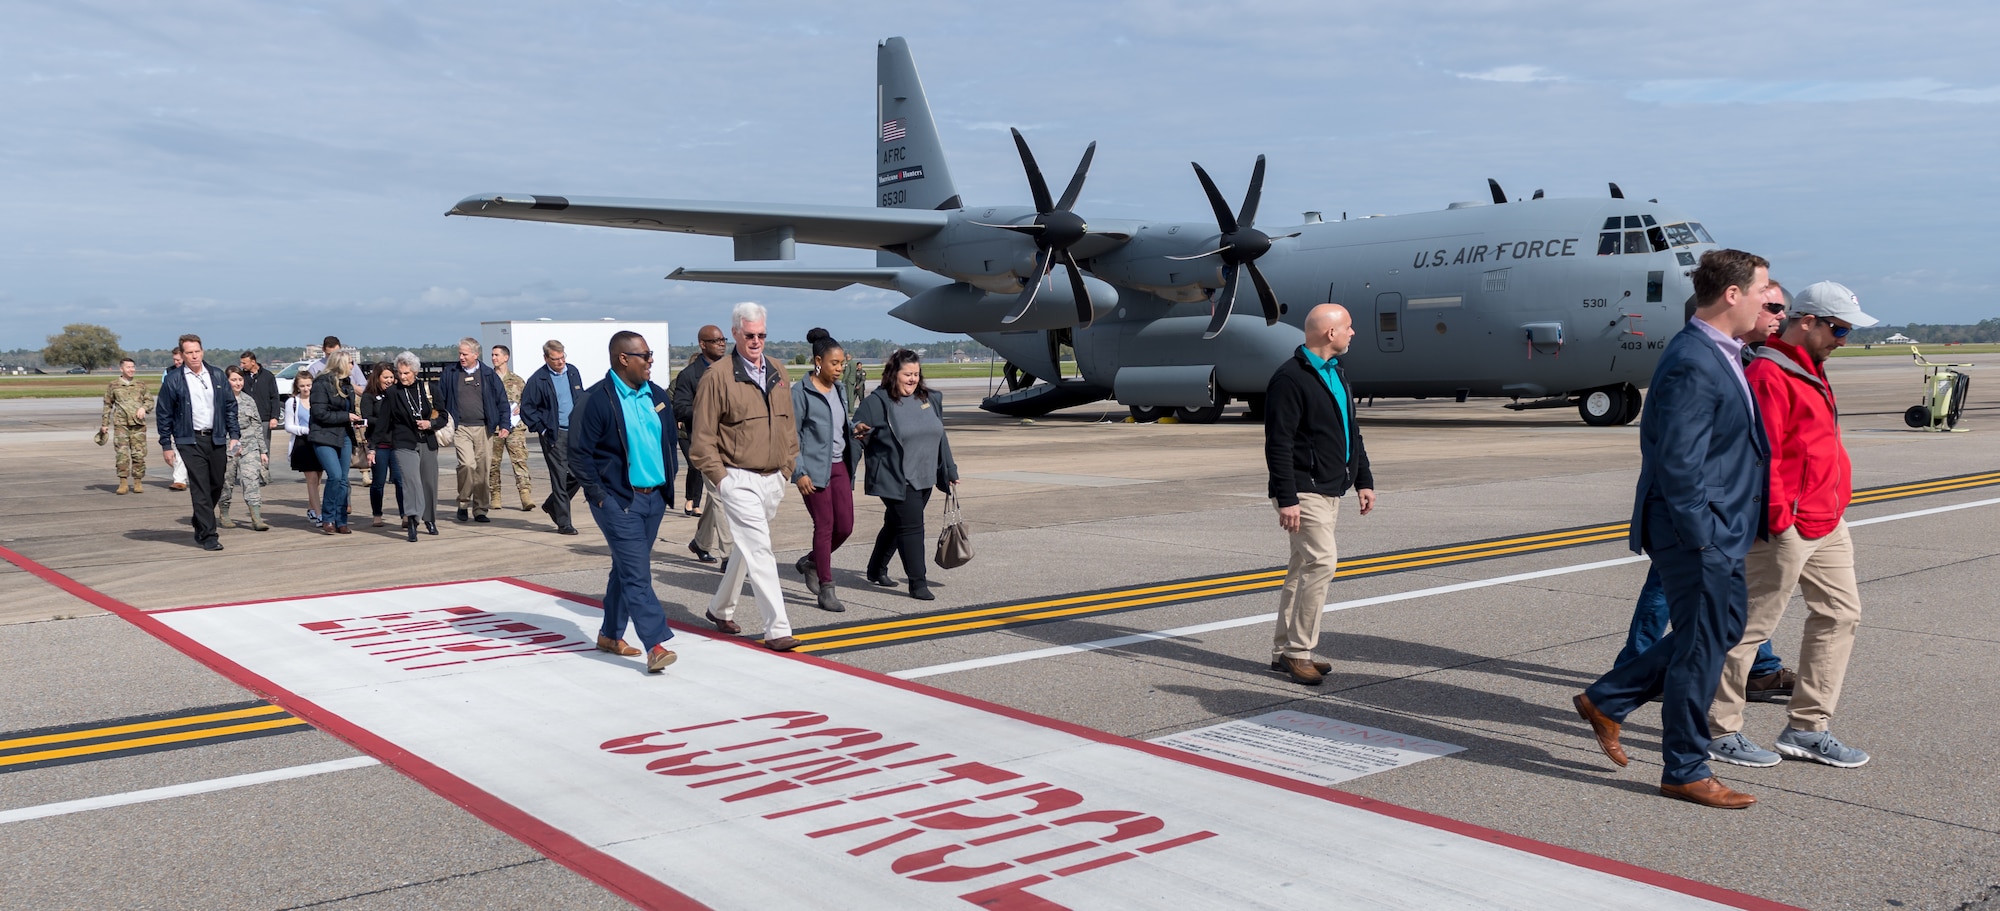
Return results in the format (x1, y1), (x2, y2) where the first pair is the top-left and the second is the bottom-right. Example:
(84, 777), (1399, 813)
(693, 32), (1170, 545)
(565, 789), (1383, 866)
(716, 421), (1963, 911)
(2, 353), (1996, 910)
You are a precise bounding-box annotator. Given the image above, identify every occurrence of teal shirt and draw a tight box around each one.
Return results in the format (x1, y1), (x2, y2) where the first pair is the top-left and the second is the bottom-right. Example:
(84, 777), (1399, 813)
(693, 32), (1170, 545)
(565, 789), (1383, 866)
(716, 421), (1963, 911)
(1300, 346), (1351, 444)
(611, 370), (666, 489)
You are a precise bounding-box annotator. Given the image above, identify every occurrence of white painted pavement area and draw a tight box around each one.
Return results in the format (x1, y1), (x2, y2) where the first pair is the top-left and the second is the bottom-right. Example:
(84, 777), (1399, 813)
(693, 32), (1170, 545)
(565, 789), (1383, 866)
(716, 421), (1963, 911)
(153, 579), (1782, 911)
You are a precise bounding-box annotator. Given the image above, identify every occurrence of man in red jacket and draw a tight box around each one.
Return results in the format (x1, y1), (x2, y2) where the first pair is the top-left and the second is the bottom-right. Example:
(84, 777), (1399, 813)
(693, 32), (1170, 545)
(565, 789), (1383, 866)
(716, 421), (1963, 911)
(1705, 281), (1877, 770)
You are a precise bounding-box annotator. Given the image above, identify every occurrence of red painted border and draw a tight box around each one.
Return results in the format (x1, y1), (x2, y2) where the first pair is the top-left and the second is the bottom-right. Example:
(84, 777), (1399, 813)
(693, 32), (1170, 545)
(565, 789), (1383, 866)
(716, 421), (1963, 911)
(15, 552), (1803, 911)
(0, 547), (707, 911)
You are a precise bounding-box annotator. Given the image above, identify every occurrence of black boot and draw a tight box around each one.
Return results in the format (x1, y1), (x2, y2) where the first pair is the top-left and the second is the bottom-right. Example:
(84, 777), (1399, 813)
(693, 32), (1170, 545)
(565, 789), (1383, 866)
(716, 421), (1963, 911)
(424, 520), (439, 536)
(406, 517), (419, 542)
(908, 579), (934, 601)
(867, 566), (896, 587)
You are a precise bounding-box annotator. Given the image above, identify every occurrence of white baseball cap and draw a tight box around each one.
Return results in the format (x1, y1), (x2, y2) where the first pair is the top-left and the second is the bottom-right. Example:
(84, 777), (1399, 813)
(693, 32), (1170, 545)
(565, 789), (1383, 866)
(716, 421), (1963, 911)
(1791, 281), (1878, 328)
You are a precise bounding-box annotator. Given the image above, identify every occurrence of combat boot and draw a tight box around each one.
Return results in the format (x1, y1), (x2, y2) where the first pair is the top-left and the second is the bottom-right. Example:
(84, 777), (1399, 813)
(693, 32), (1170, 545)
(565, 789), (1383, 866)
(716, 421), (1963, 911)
(116, 478), (129, 495)
(249, 505), (269, 531)
(520, 491), (535, 512)
(132, 480), (144, 494)
(217, 502), (232, 525)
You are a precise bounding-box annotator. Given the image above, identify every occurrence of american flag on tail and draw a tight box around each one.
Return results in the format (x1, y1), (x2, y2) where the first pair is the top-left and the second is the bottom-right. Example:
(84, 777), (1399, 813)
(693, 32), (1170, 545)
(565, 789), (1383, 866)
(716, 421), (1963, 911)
(880, 119), (907, 142)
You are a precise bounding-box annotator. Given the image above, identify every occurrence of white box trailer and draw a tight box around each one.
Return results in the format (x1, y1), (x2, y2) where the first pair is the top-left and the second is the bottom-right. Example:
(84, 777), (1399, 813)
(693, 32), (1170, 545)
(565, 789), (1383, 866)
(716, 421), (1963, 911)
(480, 319), (673, 387)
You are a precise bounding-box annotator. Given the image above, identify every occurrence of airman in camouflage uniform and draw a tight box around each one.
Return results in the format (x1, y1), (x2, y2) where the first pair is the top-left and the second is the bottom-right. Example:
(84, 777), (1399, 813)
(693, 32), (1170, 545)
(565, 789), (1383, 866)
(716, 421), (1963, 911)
(216, 367), (270, 531)
(100, 358), (152, 494)
(488, 345), (535, 511)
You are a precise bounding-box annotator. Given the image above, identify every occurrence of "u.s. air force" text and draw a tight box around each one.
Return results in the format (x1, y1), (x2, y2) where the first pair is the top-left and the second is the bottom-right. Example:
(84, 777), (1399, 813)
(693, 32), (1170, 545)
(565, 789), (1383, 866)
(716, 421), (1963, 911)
(1412, 237), (1580, 269)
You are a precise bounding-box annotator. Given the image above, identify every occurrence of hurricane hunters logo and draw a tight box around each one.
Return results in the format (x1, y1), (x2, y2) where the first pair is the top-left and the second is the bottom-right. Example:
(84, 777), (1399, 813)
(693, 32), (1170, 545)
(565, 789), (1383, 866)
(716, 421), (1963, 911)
(879, 166), (925, 187)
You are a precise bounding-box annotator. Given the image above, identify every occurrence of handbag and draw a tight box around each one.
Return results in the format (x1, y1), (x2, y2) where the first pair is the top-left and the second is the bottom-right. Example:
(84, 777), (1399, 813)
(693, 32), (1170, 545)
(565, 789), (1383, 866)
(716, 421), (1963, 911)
(933, 491), (972, 569)
(435, 413), (456, 447)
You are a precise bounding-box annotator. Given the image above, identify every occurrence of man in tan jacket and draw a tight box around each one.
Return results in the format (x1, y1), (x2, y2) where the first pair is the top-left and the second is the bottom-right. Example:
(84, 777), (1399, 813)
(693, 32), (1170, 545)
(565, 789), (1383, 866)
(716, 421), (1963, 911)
(688, 302), (802, 651)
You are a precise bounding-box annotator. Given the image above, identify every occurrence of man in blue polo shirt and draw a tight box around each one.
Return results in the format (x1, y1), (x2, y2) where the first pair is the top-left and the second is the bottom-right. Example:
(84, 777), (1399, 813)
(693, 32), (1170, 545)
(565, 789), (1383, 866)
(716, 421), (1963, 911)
(521, 339), (587, 535)
(570, 331), (680, 674)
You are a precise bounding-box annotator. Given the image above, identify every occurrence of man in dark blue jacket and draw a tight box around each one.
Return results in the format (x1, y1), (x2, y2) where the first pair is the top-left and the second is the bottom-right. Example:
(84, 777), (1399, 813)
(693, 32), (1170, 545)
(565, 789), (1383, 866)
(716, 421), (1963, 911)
(1574, 249), (1773, 810)
(570, 330), (680, 674)
(1263, 303), (1376, 687)
(156, 334), (241, 551)
(438, 337), (511, 523)
(520, 339), (587, 535)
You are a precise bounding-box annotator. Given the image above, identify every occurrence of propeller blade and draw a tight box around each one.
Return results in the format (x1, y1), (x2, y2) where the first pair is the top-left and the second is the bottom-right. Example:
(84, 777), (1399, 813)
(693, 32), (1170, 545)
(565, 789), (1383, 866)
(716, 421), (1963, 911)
(1204, 263), (1241, 339)
(1245, 260), (1280, 326)
(1165, 245), (1231, 261)
(970, 221), (1045, 233)
(1190, 162), (1238, 234)
(1054, 141), (1096, 212)
(1060, 250), (1094, 327)
(1270, 231), (1302, 241)
(1237, 154), (1267, 228)
(1011, 128), (1054, 214)
(1001, 245), (1054, 325)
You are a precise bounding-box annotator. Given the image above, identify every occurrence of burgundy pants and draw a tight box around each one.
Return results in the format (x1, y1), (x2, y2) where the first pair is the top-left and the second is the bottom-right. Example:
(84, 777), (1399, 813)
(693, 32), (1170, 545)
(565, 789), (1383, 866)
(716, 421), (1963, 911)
(803, 462), (854, 584)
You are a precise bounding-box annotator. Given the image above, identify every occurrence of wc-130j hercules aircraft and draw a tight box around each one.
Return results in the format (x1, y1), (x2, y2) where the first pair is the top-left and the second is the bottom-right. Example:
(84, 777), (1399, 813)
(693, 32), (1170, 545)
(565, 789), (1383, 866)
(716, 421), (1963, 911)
(449, 37), (1721, 425)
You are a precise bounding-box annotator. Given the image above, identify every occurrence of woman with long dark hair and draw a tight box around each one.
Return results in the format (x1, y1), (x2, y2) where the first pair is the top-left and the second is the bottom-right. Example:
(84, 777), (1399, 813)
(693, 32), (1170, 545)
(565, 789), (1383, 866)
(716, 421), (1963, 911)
(360, 362), (407, 528)
(790, 328), (859, 612)
(853, 348), (959, 601)
(308, 350), (363, 534)
(381, 351), (443, 541)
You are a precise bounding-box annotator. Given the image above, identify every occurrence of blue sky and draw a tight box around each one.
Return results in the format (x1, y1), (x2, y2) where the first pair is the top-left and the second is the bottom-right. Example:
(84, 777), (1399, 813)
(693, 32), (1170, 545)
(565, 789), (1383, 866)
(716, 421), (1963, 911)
(5, 1), (1996, 353)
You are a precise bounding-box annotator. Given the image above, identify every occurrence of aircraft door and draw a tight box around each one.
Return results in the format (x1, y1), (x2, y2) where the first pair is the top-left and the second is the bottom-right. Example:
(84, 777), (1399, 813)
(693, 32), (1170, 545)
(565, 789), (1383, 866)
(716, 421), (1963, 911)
(1375, 292), (1405, 353)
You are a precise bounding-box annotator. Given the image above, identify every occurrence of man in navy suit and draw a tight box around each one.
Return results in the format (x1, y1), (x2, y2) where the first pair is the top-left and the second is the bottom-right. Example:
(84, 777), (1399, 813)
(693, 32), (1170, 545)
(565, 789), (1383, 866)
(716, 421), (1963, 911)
(1574, 249), (1772, 809)
(156, 334), (242, 551)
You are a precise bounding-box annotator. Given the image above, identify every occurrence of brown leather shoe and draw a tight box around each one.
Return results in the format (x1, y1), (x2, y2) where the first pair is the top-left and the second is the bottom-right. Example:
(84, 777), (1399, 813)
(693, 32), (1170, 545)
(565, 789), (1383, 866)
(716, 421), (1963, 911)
(646, 645), (678, 673)
(704, 611), (741, 635)
(764, 636), (800, 652)
(1573, 693), (1629, 767)
(1280, 656), (1324, 686)
(334, 525), (351, 535)
(595, 635), (640, 657)
(320, 522), (337, 536)
(1659, 777), (1756, 809)
(1270, 657), (1333, 674)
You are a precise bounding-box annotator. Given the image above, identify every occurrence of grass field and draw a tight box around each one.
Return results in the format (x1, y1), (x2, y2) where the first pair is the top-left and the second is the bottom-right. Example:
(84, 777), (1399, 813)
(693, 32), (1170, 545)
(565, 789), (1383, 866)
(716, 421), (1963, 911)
(0, 375), (126, 400)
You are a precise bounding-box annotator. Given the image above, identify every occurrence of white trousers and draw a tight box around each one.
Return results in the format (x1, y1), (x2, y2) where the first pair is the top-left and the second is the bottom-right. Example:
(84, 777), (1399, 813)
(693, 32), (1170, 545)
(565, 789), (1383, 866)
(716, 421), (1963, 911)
(708, 467), (791, 640)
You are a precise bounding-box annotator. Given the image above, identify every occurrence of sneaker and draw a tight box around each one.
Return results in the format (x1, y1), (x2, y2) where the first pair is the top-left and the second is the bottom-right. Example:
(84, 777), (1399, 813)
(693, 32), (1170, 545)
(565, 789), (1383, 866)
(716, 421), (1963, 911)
(307, 508), (321, 524)
(1707, 732), (1780, 768)
(1746, 667), (1796, 702)
(1774, 728), (1870, 768)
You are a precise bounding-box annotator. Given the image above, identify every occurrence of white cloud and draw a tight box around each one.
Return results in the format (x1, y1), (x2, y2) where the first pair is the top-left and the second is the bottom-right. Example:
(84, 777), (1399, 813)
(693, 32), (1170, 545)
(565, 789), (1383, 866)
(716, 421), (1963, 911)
(1452, 65), (1565, 84)
(1629, 78), (2000, 104)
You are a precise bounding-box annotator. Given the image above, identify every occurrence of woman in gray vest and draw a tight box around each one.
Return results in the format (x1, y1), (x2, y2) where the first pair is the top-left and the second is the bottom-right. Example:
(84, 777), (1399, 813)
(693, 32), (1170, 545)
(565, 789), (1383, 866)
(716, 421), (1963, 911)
(854, 348), (959, 601)
(790, 329), (861, 612)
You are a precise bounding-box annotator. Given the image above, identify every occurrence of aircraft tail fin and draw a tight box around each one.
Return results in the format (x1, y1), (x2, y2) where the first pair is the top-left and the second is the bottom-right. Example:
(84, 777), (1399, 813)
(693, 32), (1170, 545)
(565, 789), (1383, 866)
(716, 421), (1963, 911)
(876, 36), (959, 266)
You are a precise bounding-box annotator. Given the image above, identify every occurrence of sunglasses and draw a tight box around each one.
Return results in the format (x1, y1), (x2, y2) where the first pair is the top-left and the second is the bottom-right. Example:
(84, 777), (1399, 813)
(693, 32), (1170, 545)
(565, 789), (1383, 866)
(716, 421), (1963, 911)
(740, 332), (768, 340)
(699, 337), (726, 344)
(1762, 302), (1786, 314)
(1827, 323), (1851, 339)
(619, 350), (655, 362)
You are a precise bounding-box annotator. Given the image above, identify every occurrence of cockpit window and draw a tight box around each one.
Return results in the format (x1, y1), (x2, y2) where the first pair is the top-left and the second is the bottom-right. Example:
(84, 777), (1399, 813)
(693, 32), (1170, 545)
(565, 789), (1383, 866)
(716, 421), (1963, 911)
(1597, 217), (1714, 255)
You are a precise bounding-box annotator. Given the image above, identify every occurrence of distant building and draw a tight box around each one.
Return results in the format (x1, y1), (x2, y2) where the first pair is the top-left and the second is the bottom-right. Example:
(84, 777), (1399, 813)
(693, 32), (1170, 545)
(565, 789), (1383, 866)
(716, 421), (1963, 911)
(1885, 332), (1917, 344)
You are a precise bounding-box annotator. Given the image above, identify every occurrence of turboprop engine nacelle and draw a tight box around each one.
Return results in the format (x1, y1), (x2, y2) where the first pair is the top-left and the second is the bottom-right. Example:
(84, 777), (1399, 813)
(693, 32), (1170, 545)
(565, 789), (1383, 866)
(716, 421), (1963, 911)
(889, 275), (1118, 334)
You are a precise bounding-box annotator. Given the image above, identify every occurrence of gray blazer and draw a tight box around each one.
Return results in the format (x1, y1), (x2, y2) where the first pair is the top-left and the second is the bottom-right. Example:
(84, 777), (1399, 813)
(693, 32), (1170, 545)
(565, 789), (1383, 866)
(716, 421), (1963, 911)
(854, 387), (957, 500)
(790, 379), (860, 489)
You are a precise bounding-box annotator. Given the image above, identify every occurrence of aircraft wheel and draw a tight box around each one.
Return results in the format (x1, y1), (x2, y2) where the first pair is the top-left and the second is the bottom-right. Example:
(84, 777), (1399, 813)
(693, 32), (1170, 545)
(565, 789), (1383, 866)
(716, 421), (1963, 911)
(1905, 405), (1929, 428)
(1128, 404), (1168, 423)
(1578, 387), (1624, 426)
(1176, 403), (1225, 424)
(1617, 385), (1642, 425)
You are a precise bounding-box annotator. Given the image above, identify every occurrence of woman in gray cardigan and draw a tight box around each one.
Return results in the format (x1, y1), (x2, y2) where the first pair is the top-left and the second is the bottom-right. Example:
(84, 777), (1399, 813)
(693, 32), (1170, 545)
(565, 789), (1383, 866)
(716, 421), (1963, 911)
(853, 348), (959, 600)
(791, 329), (861, 612)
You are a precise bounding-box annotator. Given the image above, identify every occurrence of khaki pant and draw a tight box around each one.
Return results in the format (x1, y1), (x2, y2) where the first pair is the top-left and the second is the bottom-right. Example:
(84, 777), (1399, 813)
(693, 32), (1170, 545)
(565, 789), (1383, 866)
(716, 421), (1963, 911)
(1272, 493), (1340, 661)
(453, 424), (494, 515)
(692, 474), (734, 557)
(1710, 521), (1861, 735)
(488, 428), (532, 506)
(112, 425), (147, 479)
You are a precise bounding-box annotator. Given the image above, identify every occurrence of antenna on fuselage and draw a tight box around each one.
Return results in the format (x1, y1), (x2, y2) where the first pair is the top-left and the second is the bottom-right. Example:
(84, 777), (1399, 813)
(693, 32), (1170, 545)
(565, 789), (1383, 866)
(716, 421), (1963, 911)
(1487, 179), (1507, 204)
(1609, 182), (1625, 199)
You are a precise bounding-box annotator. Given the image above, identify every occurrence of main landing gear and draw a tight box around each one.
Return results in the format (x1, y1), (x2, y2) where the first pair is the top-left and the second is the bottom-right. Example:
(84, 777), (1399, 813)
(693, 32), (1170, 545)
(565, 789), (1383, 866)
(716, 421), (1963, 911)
(1578, 383), (1642, 426)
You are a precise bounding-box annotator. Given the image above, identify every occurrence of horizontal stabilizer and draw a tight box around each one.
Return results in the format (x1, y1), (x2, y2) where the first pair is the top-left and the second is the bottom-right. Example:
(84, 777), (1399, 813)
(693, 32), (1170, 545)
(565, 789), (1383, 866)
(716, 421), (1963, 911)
(448, 195), (949, 252)
(666, 266), (920, 292)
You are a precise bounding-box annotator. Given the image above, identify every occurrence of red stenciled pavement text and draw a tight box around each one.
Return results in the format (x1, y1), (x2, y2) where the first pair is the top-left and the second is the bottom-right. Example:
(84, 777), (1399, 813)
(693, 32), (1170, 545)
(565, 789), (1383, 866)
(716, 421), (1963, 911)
(602, 711), (1219, 911)
(301, 606), (595, 671)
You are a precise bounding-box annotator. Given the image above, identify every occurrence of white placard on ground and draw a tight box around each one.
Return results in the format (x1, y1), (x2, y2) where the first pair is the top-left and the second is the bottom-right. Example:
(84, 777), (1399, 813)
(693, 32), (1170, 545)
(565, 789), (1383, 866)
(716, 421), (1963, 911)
(1151, 710), (1464, 786)
(143, 579), (1779, 911)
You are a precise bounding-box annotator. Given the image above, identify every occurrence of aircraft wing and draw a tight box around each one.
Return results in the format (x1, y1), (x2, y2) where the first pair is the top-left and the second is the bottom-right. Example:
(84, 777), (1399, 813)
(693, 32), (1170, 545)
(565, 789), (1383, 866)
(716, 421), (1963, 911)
(667, 266), (915, 292)
(446, 194), (950, 251)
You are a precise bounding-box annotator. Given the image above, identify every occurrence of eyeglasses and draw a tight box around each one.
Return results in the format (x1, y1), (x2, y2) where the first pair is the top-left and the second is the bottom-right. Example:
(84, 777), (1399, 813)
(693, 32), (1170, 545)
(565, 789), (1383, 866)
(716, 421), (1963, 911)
(619, 350), (654, 362)
(740, 332), (768, 340)
(699, 337), (726, 344)
(1762, 302), (1786, 314)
